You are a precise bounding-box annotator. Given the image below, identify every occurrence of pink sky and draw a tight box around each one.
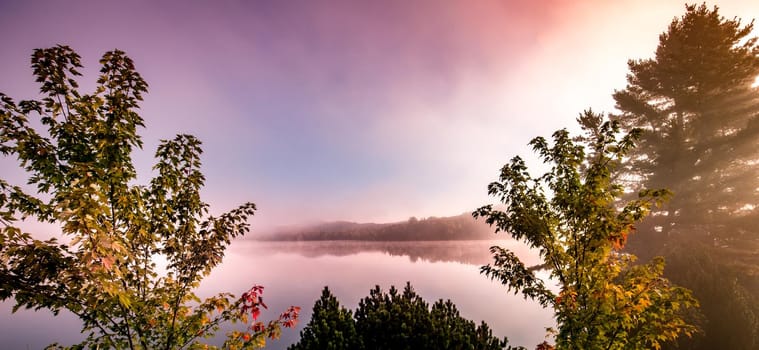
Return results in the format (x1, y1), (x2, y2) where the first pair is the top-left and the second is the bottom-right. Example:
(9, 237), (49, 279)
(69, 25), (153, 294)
(1, 1), (758, 231)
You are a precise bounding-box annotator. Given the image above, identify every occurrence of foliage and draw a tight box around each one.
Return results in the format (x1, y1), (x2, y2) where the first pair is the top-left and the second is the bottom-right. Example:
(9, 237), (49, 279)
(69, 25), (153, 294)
(0, 45), (298, 349)
(287, 287), (362, 350)
(474, 113), (699, 349)
(428, 299), (510, 350)
(354, 283), (434, 349)
(659, 242), (758, 350)
(612, 4), (759, 348)
(290, 284), (519, 350)
(613, 3), (759, 241)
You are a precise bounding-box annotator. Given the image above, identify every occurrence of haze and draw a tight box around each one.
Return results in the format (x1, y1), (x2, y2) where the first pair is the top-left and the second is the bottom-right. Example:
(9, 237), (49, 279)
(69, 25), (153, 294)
(1, 0), (757, 232)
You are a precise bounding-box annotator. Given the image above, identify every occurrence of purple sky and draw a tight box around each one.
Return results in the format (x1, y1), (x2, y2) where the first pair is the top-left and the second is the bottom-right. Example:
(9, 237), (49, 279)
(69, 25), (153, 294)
(2, 0), (758, 231)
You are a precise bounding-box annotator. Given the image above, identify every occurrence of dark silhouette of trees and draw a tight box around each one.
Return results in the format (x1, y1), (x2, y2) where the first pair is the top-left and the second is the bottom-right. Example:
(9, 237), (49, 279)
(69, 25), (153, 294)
(354, 283), (435, 350)
(290, 284), (519, 350)
(287, 287), (361, 350)
(661, 243), (758, 349)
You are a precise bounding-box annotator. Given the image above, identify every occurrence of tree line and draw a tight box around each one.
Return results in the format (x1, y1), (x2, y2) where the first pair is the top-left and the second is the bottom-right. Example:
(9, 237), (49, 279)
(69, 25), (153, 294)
(259, 213), (494, 241)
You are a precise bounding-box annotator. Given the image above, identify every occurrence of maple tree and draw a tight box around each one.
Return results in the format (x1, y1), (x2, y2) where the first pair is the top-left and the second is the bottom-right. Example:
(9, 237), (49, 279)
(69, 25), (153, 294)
(0, 45), (297, 349)
(475, 112), (699, 349)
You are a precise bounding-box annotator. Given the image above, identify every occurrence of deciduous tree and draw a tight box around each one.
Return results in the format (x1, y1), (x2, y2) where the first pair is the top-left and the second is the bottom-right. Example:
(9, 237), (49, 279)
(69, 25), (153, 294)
(0, 45), (298, 349)
(475, 113), (699, 349)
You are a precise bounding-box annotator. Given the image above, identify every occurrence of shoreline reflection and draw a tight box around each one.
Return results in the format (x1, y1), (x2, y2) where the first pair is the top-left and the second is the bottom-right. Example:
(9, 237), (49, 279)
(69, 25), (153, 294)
(247, 239), (539, 266)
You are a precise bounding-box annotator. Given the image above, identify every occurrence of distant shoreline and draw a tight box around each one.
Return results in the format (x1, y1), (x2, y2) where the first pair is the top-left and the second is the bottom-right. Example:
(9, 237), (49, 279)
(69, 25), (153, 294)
(254, 213), (499, 242)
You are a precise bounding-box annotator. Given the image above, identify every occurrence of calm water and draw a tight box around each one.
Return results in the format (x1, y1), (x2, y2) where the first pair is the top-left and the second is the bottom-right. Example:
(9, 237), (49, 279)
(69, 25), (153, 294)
(0, 240), (555, 349)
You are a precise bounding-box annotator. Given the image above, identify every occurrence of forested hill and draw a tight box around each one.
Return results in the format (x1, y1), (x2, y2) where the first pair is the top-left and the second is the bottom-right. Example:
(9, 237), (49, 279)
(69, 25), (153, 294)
(257, 213), (496, 241)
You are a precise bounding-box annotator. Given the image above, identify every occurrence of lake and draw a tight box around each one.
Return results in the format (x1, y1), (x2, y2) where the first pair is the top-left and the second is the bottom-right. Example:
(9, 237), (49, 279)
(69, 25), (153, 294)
(0, 240), (555, 349)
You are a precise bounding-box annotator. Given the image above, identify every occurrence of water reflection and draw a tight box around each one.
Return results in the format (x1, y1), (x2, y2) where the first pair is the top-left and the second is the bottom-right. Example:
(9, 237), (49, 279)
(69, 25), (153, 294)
(0, 239), (554, 349)
(196, 239), (552, 349)
(248, 239), (539, 266)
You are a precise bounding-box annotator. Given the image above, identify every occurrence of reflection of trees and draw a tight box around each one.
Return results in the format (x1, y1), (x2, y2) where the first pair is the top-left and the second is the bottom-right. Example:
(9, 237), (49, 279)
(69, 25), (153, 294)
(249, 240), (536, 266)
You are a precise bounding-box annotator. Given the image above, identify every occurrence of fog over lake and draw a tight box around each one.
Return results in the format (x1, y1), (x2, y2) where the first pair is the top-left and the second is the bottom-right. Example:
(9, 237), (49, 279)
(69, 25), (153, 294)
(1, 240), (555, 349)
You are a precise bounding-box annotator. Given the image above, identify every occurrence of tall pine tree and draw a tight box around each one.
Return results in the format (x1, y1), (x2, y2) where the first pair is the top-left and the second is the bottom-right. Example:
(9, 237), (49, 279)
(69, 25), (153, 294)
(613, 3), (759, 244)
(613, 5), (759, 349)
